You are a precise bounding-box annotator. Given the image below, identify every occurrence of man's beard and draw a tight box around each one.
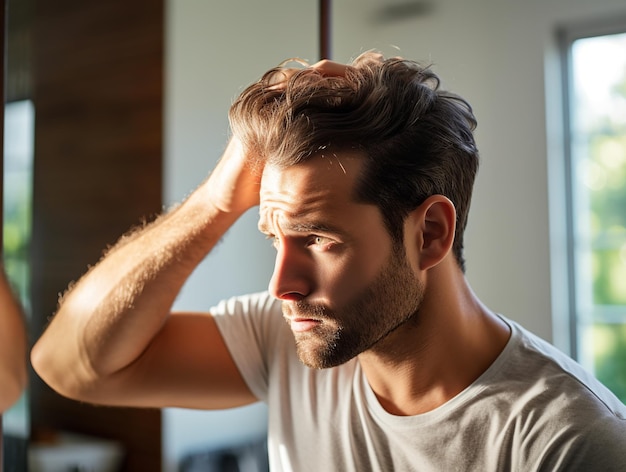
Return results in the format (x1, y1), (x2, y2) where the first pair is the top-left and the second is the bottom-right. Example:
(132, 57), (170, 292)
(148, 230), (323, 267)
(282, 243), (424, 369)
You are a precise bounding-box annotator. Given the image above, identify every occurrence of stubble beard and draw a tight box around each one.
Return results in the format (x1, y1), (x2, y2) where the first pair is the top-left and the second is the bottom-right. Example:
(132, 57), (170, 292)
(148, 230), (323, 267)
(283, 244), (424, 369)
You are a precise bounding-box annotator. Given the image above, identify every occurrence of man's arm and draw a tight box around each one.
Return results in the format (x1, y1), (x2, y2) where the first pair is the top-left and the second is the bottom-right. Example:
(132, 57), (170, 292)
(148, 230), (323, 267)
(31, 138), (261, 410)
(0, 267), (27, 412)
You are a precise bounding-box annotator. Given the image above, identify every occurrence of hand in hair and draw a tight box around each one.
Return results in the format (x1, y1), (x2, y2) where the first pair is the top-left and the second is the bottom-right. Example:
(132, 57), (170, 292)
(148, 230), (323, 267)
(266, 53), (381, 89)
(205, 136), (262, 215)
(310, 52), (385, 77)
(311, 59), (351, 76)
(209, 53), (388, 216)
(278, 51), (385, 81)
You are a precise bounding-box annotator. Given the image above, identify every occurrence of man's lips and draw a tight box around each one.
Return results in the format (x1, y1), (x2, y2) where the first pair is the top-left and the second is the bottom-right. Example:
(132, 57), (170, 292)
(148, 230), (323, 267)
(283, 302), (329, 332)
(289, 317), (322, 332)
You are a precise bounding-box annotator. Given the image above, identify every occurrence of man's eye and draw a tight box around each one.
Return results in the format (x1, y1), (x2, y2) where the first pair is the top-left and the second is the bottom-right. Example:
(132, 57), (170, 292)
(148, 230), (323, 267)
(309, 236), (333, 248)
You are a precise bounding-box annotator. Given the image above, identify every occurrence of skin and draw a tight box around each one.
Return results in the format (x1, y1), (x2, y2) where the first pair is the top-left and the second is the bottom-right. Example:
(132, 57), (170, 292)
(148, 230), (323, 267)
(31, 59), (511, 416)
(259, 154), (425, 370)
(0, 267), (27, 413)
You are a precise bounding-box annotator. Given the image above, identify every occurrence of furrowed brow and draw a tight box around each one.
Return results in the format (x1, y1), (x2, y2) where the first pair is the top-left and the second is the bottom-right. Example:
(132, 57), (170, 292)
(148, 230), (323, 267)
(258, 213), (345, 236)
(285, 220), (343, 235)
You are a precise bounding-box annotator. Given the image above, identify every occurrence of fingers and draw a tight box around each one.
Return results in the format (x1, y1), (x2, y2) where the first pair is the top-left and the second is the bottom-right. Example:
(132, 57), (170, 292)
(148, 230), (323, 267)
(310, 52), (386, 76)
(205, 137), (261, 214)
(270, 52), (390, 90)
(266, 52), (392, 94)
(268, 58), (355, 91)
(310, 59), (353, 77)
(266, 68), (299, 90)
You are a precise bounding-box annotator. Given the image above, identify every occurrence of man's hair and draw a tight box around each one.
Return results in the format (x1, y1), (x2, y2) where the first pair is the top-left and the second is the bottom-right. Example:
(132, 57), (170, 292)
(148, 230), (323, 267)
(229, 52), (479, 272)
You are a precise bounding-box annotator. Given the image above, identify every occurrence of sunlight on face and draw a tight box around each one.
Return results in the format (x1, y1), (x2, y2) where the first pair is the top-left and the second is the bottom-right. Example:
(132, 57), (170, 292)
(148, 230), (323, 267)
(285, 242), (424, 369)
(259, 152), (424, 368)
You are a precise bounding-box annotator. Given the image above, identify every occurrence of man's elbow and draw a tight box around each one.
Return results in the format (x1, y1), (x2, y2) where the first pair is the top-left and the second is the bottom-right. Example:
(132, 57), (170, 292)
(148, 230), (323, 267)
(31, 341), (135, 407)
(31, 339), (92, 402)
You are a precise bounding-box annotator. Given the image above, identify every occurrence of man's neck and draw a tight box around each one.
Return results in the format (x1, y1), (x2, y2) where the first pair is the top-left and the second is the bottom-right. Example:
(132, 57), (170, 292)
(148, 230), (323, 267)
(357, 271), (511, 416)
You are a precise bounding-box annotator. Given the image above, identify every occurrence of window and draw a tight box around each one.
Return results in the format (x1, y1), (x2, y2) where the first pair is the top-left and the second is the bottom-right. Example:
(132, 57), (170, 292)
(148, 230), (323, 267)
(4, 100), (34, 311)
(562, 25), (626, 401)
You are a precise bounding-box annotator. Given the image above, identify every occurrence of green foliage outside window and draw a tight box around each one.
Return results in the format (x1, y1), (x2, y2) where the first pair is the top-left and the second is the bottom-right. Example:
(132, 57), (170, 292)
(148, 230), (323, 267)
(593, 323), (626, 399)
(576, 33), (626, 402)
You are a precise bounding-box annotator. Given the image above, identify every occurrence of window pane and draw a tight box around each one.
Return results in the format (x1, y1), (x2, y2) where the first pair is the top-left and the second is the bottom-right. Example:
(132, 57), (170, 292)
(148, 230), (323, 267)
(569, 32), (626, 402)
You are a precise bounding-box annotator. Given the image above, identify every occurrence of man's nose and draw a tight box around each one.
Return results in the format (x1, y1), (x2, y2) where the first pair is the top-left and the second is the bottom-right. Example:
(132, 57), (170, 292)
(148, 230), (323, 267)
(268, 242), (312, 301)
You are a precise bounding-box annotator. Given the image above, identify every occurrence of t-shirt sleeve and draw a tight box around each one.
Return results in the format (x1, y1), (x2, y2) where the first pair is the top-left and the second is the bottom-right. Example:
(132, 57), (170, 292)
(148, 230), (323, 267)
(536, 412), (626, 471)
(210, 291), (283, 403)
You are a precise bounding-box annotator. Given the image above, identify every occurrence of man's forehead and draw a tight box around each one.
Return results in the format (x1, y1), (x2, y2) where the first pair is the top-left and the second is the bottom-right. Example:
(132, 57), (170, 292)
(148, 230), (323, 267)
(262, 152), (364, 186)
(258, 153), (367, 231)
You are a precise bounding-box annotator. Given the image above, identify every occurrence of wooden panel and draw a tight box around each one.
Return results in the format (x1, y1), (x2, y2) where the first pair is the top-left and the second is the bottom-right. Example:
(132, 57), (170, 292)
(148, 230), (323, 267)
(30, 1), (163, 469)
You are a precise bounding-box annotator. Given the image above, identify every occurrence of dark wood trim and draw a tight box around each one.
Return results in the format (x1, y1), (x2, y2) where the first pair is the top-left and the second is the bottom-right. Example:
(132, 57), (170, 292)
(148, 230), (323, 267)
(319, 0), (332, 59)
(30, 1), (164, 469)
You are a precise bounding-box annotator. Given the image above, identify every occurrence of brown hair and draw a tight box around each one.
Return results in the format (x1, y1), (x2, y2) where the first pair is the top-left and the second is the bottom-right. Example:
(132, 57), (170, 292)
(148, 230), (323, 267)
(229, 52), (479, 272)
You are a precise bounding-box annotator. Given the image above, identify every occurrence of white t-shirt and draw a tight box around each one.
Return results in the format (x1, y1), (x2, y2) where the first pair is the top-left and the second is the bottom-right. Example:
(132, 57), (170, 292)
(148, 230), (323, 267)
(212, 291), (626, 471)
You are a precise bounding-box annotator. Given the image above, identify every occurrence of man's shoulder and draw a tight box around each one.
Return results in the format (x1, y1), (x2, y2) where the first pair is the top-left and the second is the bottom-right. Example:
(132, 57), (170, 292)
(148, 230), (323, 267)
(494, 316), (626, 421)
(469, 318), (626, 470)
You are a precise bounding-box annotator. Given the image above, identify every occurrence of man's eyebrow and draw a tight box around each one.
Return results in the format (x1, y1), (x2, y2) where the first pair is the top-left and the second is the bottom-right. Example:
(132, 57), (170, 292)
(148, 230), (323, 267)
(258, 218), (343, 235)
(287, 221), (342, 234)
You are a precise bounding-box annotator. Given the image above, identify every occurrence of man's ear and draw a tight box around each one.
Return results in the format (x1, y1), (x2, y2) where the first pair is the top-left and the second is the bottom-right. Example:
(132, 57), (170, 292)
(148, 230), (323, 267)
(405, 195), (456, 271)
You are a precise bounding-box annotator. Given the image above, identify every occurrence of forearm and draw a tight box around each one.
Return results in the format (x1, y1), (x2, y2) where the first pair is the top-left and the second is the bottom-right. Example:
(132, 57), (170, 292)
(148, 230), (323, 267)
(31, 181), (242, 396)
(0, 328), (27, 412)
(0, 270), (27, 412)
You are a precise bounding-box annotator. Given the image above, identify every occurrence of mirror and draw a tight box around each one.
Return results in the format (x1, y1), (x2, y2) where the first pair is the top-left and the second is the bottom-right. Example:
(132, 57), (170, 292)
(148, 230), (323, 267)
(3, 0), (32, 468)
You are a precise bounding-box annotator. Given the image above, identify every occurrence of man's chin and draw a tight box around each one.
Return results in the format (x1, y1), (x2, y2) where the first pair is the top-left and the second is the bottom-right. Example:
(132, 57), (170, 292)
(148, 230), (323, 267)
(296, 351), (341, 370)
(294, 336), (359, 370)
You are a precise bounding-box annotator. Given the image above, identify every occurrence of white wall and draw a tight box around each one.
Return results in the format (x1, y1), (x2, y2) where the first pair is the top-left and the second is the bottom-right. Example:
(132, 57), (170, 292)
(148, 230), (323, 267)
(164, 0), (626, 469)
(163, 1), (317, 470)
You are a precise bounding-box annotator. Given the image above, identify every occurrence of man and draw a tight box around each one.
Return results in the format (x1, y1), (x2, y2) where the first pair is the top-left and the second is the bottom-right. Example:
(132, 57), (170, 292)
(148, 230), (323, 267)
(32, 52), (626, 470)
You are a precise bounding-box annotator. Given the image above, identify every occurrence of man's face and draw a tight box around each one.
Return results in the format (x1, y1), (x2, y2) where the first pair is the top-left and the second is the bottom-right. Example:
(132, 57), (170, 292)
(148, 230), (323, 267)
(259, 152), (424, 369)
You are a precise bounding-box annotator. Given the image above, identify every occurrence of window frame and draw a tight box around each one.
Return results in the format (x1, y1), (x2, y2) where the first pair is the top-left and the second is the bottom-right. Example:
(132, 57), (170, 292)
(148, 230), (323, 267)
(558, 16), (626, 366)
